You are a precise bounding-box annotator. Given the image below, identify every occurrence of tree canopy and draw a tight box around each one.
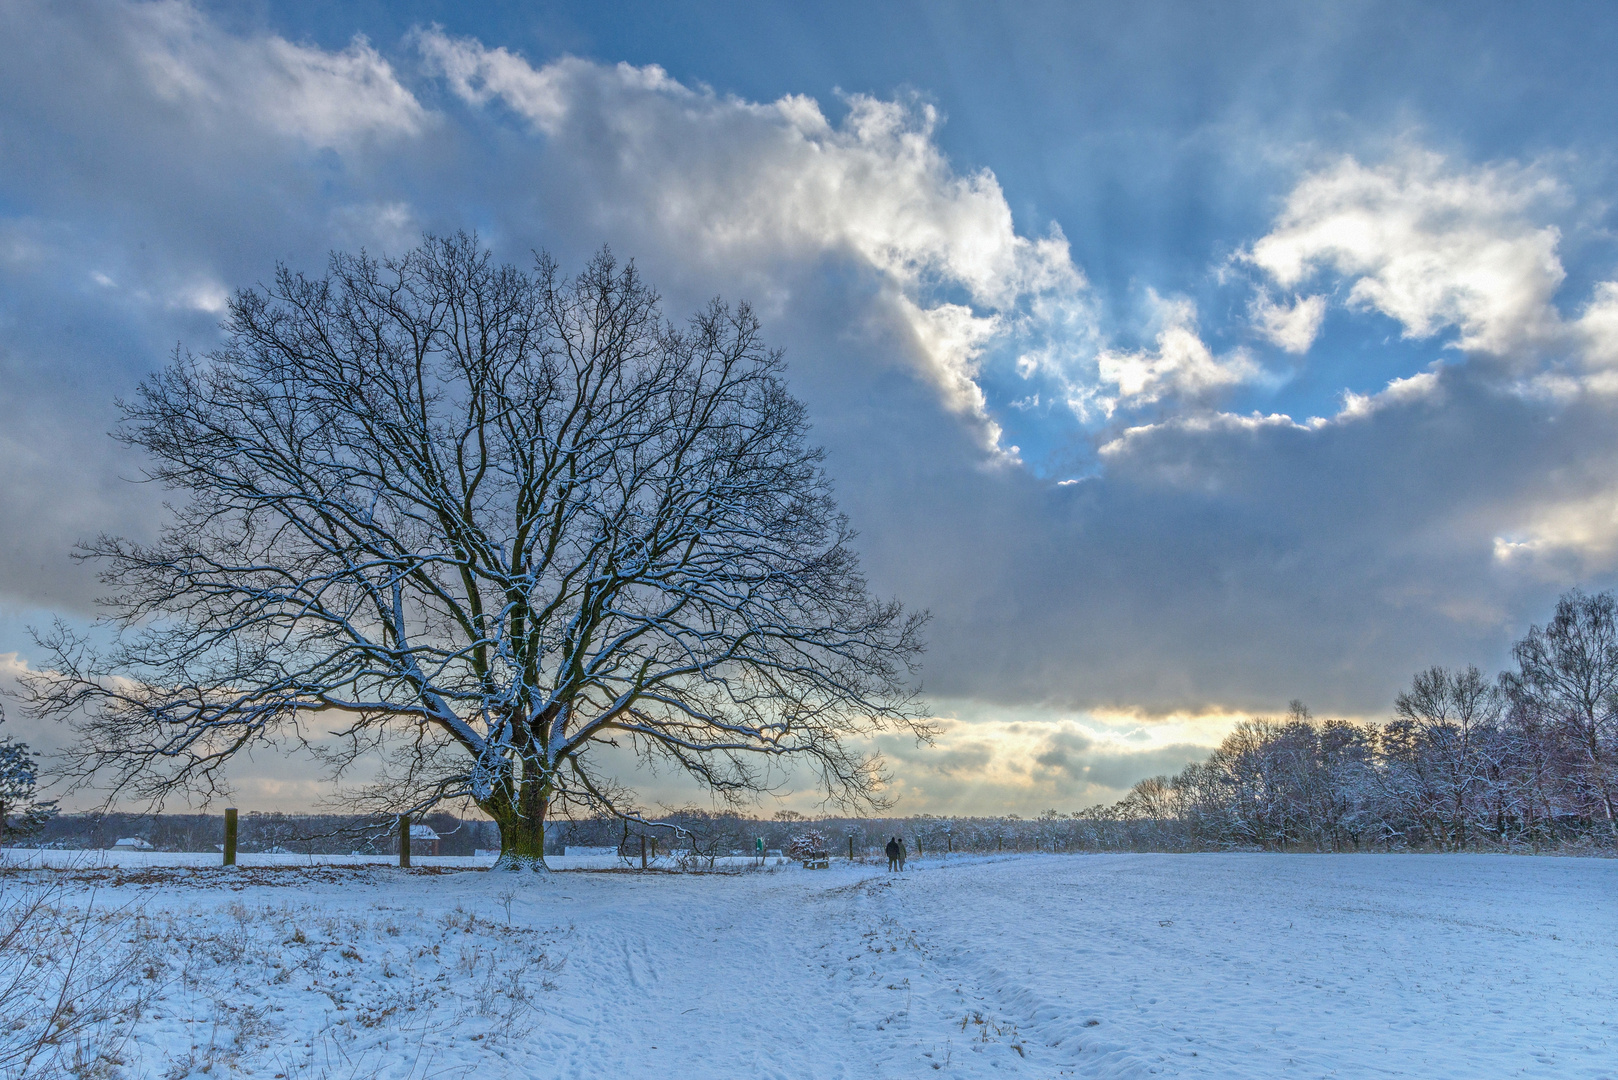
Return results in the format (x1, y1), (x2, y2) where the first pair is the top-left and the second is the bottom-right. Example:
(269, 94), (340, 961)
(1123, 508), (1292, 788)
(24, 235), (928, 869)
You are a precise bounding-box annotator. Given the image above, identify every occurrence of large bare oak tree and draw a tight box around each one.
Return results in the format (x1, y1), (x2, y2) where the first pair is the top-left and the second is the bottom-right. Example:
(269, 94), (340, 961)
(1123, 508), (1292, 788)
(25, 235), (928, 870)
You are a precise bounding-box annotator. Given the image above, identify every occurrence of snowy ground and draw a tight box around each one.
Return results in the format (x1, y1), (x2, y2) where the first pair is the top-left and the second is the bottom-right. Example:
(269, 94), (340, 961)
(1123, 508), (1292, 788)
(2, 851), (1613, 1078)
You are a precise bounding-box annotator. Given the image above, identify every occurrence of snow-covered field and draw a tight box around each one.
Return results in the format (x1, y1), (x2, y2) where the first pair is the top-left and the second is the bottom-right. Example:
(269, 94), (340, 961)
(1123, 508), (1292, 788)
(2, 851), (1613, 1078)
(0, 849), (780, 871)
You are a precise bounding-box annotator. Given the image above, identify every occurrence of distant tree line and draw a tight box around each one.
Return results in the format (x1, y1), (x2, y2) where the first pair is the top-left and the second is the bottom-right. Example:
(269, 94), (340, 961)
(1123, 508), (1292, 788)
(1102, 588), (1618, 852)
(11, 807), (1101, 859)
(14, 590), (1615, 859)
(22, 811), (496, 856)
(610, 588), (1618, 857)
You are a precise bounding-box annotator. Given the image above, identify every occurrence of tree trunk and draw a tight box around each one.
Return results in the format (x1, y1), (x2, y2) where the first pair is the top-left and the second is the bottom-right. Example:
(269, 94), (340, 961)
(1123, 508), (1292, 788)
(482, 771), (552, 873)
(1588, 739), (1618, 836)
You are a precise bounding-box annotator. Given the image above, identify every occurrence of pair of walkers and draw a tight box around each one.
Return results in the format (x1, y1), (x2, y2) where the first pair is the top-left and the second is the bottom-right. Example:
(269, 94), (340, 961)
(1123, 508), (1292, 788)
(884, 836), (907, 871)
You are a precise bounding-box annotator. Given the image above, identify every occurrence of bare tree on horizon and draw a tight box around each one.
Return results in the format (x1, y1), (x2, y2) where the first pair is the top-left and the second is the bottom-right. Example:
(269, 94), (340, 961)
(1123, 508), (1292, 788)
(1500, 588), (1618, 835)
(21, 234), (929, 871)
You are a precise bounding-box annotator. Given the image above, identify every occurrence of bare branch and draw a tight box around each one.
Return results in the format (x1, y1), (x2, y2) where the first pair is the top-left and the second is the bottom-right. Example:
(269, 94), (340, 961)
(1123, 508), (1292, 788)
(25, 235), (930, 866)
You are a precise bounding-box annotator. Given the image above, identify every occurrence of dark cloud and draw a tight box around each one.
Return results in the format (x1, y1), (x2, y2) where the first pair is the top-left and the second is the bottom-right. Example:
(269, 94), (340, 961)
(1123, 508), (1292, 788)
(1031, 729), (1207, 791)
(1032, 730), (1096, 775)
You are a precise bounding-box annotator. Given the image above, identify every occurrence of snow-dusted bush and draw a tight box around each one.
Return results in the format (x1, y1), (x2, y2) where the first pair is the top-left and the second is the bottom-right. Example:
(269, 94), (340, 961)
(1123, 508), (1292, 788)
(786, 830), (829, 860)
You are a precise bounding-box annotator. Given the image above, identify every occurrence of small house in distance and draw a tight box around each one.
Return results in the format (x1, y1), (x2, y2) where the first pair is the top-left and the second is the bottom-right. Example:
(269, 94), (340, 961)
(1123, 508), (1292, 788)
(111, 837), (154, 851)
(408, 823), (440, 857)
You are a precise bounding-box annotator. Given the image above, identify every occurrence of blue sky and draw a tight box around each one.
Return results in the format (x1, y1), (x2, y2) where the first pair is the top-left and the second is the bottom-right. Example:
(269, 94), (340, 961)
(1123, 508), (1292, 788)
(5, 1), (1618, 812)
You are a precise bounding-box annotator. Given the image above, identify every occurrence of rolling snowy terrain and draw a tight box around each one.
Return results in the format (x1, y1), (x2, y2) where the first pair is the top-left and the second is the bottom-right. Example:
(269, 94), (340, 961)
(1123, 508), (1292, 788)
(2, 852), (1613, 1078)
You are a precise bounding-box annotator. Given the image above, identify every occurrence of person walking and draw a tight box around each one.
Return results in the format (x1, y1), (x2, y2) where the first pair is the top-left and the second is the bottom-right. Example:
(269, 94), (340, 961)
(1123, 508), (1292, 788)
(897, 836), (908, 871)
(885, 836), (900, 871)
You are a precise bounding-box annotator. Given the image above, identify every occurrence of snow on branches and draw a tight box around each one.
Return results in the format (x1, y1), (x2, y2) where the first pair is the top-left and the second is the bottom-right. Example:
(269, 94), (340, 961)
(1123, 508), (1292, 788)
(21, 235), (929, 868)
(786, 830), (830, 861)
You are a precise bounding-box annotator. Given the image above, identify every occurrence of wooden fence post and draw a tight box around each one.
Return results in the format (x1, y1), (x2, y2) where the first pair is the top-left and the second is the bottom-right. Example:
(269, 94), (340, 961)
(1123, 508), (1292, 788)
(223, 807), (237, 866)
(848, 836), (855, 861)
(399, 813), (411, 868)
(640, 834), (647, 870)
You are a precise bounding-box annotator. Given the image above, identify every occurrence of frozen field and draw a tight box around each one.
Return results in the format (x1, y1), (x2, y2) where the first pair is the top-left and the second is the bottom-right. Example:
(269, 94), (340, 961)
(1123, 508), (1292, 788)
(2, 851), (1613, 1078)
(0, 849), (776, 871)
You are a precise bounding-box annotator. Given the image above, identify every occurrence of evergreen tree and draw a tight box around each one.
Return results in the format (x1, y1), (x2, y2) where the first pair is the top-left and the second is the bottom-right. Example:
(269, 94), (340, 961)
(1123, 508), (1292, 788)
(0, 706), (57, 843)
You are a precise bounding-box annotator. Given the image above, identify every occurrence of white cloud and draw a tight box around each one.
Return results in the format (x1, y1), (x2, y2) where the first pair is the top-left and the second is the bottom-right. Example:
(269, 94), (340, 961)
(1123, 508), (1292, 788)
(892, 297), (1003, 438)
(1250, 291), (1326, 353)
(1337, 369), (1442, 420)
(1575, 281), (1618, 375)
(167, 278), (229, 313)
(1095, 359), (1445, 448)
(127, 1), (428, 147)
(416, 33), (571, 133)
(329, 200), (421, 251)
(1246, 148), (1618, 419)
(1246, 151), (1566, 357)
(871, 707), (1222, 813)
(1096, 293), (1263, 408)
(415, 28), (1095, 451)
(1098, 409), (1313, 461)
(1493, 487), (1618, 573)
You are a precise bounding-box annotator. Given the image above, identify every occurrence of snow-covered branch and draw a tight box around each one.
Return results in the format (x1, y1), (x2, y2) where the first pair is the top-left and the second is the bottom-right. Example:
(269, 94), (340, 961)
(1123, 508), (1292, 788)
(22, 235), (929, 867)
